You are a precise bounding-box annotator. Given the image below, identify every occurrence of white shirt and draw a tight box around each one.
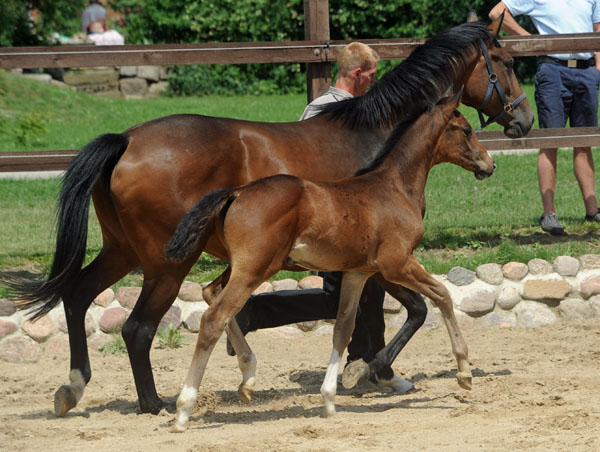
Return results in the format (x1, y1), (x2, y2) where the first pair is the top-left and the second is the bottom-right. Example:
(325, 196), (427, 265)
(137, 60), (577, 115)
(299, 87), (353, 120)
(503, 0), (600, 59)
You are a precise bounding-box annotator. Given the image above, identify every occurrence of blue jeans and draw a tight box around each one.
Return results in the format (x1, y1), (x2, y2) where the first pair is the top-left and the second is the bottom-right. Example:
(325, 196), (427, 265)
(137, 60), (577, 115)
(535, 62), (600, 128)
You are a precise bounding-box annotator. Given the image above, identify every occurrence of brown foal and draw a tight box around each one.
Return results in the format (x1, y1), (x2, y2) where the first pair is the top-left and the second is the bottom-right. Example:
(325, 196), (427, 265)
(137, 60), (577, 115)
(165, 94), (496, 431)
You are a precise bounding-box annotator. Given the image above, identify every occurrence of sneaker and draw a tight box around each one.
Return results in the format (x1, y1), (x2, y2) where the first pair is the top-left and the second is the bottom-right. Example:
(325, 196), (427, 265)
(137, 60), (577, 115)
(539, 213), (565, 235)
(585, 210), (600, 222)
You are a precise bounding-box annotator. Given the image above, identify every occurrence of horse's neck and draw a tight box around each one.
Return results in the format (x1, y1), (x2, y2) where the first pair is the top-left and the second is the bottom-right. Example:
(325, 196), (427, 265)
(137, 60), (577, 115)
(375, 121), (442, 207)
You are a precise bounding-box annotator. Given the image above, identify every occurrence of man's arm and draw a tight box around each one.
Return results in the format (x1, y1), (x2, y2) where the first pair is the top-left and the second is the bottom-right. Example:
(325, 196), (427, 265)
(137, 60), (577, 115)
(594, 23), (600, 71)
(489, 1), (531, 36)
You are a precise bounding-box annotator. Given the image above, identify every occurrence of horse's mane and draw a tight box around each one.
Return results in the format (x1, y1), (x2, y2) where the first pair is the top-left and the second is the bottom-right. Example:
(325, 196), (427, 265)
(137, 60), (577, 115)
(353, 101), (432, 176)
(319, 21), (497, 129)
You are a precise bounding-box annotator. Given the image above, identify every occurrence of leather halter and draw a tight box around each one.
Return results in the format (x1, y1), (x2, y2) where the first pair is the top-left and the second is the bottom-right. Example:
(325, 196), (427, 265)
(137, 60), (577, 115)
(476, 38), (526, 130)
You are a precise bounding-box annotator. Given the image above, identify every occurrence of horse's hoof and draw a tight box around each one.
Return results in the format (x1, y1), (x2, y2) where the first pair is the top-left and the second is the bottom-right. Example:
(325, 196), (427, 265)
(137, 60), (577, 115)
(171, 422), (188, 433)
(341, 359), (370, 389)
(238, 384), (253, 404)
(54, 385), (77, 417)
(456, 372), (472, 390)
(321, 404), (337, 418)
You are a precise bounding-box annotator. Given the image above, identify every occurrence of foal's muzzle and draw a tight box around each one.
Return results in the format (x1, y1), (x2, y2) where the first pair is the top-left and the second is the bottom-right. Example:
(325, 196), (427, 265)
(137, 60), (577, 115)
(474, 160), (496, 180)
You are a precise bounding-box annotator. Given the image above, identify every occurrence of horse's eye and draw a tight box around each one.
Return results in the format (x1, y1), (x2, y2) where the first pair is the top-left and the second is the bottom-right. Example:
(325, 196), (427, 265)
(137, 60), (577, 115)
(464, 127), (472, 137)
(504, 59), (514, 70)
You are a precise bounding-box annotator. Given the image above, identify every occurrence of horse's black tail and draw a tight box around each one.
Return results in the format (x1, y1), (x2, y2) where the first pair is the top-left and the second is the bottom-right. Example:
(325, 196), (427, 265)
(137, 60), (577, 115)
(4, 133), (130, 320)
(165, 188), (237, 263)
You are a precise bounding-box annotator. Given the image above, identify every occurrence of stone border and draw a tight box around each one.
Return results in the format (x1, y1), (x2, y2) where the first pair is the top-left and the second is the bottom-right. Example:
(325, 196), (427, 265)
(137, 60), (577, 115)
(2, 254), (600, 363)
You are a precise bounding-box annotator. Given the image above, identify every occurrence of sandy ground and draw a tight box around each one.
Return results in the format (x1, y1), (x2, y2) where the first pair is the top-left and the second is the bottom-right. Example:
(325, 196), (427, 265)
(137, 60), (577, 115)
(1, 319), (599, 452)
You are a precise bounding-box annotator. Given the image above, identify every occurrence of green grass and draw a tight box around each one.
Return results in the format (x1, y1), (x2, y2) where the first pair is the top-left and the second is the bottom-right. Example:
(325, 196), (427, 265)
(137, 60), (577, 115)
(0, 71), (308, 151)
(0, 70), (598, 290)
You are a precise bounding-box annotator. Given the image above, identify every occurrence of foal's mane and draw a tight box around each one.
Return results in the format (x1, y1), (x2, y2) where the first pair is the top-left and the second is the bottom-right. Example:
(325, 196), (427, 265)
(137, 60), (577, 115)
(319, 21), (497, 129)
(353, 101), (432, 177)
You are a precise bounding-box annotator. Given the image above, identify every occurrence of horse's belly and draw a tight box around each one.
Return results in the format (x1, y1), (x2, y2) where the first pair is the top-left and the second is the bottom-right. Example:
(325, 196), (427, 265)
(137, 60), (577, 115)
(287, 241), (364, 272)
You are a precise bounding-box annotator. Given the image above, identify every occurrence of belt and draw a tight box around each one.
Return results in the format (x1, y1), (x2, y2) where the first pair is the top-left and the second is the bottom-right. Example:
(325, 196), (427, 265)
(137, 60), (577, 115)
(537, 56), (596, 69)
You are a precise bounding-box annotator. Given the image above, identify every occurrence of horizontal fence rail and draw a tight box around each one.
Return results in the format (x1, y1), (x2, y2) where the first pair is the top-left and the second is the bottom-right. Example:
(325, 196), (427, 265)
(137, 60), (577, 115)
(1, 33), (600, 69)
(2, 30), (600, 170)
(2, 128), (600, 172)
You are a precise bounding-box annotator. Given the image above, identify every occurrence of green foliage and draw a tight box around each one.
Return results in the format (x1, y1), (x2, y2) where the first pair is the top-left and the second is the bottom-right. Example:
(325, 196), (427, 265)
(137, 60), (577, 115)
(111, 0), (540, 95)
(0, 0), (86, 46)
(156, 323), (188, 349)
(99, 333), (127, 355)
(15, 111), (49, 145)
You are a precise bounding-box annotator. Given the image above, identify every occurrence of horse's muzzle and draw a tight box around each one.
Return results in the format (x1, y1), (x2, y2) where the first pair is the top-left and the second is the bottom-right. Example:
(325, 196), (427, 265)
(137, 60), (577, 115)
(474, 160), (496, 180)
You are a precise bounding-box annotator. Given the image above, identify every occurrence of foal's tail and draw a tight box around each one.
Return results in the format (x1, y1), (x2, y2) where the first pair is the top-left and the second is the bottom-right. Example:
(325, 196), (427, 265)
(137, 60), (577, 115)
(165, 188), (237, 263)
(5, 133), (130, 320)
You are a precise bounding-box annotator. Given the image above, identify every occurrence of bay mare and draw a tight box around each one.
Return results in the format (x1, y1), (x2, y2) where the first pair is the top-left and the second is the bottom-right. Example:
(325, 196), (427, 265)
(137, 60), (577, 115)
(7, 18), (534, 417)
(165, 95), (496, 431)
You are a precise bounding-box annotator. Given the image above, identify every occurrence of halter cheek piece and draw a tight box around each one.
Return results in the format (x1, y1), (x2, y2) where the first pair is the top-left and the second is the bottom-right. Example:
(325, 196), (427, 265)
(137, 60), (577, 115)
(476, 38), (527, 130)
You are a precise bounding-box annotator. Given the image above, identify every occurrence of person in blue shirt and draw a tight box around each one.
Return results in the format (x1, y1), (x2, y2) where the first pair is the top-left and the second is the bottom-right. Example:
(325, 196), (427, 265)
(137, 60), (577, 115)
(490, 1), (600, 235)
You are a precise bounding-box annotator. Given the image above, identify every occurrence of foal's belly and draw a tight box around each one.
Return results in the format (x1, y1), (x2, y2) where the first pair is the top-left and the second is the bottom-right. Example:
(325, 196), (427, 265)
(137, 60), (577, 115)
(286, 240), (369, 272)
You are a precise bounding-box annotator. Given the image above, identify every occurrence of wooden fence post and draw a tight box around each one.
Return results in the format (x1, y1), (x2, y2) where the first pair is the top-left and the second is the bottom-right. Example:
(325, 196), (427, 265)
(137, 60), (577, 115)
(304, 0), (331, 103)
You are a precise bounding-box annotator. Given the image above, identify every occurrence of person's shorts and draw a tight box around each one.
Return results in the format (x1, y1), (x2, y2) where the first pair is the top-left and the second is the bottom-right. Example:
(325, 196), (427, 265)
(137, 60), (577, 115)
(535, 62), (600, 128)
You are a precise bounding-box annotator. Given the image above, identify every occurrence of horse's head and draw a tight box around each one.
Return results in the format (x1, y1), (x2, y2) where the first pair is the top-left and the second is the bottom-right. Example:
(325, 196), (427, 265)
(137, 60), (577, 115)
(433, 97), (496, 180)
(462, 15), (535, 139)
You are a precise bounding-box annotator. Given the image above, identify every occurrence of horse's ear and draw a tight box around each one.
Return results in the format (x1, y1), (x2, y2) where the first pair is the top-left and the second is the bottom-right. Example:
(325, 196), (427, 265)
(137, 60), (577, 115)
(467, 9), (478, 22)
(489, 10), (505, 37)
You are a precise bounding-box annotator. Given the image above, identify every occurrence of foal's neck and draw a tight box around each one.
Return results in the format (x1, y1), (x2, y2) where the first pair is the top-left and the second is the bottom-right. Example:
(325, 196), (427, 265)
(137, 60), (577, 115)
(373, 118), (444, 209)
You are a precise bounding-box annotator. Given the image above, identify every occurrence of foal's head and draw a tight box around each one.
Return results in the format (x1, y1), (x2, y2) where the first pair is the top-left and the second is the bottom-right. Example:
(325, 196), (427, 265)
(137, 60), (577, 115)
(434, 104), (496, 180)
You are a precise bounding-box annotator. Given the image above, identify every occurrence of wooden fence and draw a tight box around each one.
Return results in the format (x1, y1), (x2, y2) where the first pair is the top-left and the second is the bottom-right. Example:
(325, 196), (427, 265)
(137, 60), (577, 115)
(1, 0), (600, 171)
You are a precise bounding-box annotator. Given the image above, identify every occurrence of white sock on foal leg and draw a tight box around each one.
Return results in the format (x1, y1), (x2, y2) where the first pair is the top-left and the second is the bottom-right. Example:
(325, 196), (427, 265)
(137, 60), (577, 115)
(237, 351), (257, 404)
(173, 385), (198, 432)
(320, 349), (342, 418)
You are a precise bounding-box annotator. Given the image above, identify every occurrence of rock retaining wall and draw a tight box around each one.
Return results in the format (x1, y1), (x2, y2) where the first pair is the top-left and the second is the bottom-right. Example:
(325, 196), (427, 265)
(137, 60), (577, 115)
(2, 254), (600, 363)
(17, 65), (170, 99)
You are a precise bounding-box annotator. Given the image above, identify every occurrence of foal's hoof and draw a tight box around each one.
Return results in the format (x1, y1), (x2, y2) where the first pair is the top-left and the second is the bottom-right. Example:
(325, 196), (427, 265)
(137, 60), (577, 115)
(238, 384), (253, 404)
(171, 421), (188, 433)
(54, 385), (77, 417)
(456, 372), (472, 390)
(341, 359), (370, 389)
(321, 404), (337, 418)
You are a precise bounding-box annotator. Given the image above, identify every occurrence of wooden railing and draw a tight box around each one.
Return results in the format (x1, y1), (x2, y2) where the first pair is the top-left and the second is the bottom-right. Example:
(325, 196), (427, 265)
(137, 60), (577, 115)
(1, 0), (600, 171)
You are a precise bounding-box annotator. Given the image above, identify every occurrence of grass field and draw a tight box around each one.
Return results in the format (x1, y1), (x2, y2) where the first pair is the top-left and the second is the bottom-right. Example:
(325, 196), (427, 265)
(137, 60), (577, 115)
(1, 70), (599, 295)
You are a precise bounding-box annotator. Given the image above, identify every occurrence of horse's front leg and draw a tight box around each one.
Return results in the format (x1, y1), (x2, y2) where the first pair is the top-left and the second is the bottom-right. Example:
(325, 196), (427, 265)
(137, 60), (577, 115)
(383, 256), (472, 390)
(342, 275), (426, 391)
(203, 268), (257, 404)
(321, 271), (370, 418)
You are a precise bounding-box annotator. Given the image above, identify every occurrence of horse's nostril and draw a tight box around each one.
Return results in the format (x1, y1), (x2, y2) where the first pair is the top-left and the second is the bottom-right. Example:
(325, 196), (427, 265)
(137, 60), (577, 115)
(493, 161), (497, 171)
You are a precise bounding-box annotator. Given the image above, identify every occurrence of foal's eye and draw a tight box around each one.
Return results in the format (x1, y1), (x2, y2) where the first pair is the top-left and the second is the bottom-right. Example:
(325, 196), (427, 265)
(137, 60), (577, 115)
(464, 127), (472, 137)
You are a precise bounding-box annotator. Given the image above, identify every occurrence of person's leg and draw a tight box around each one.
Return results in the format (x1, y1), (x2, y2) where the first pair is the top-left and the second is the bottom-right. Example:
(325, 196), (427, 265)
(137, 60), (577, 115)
(227, 272), (343, 355)
(573, 147), (599, 216)
(535, 62), (567, 233)
(570, 65), (600, 218)
(538, 147), (559, 216)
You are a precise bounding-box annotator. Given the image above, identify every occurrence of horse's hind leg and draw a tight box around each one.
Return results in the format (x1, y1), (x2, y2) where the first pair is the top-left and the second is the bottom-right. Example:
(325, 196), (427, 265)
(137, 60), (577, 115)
(321, 271), (369, 418)
(174, 272), (258, 432)
(55, 246), (137, 416)
(121, 270), (186, 414)
(203, 268), (257, 404)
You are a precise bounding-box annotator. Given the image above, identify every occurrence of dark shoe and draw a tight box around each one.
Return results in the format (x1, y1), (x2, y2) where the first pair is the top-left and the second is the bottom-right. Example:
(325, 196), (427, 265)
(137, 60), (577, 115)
(585, 210), (600, 222)
(226, 303), (252, 356)
(539, 213), (564, 236)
